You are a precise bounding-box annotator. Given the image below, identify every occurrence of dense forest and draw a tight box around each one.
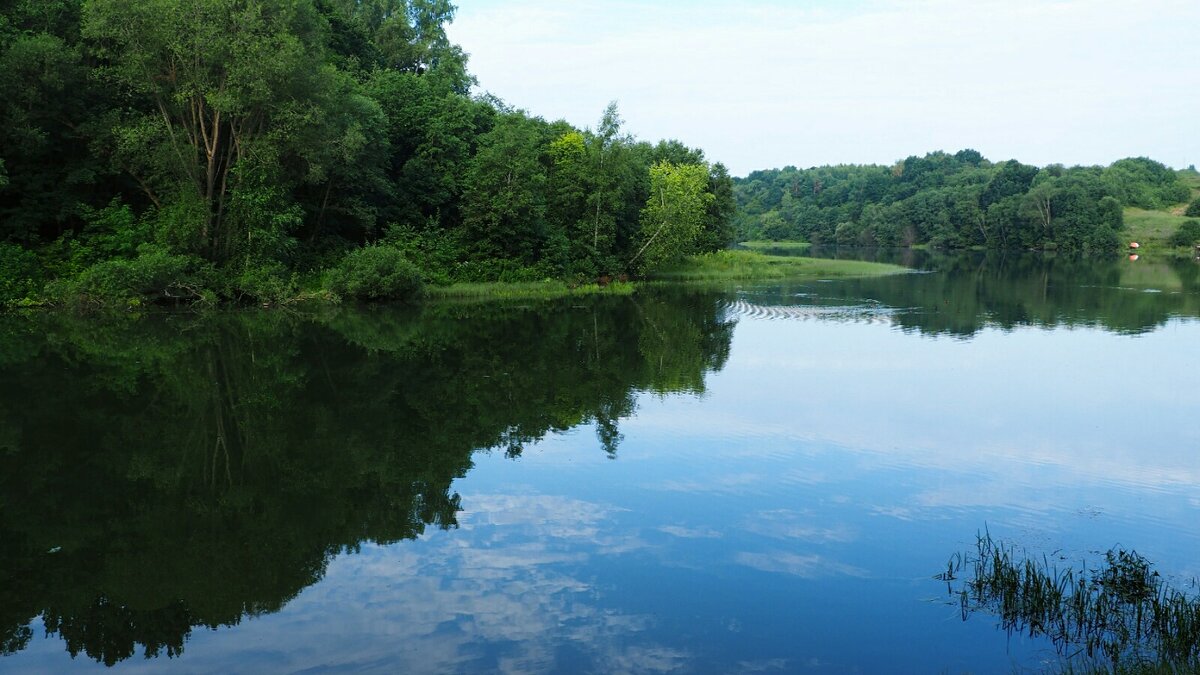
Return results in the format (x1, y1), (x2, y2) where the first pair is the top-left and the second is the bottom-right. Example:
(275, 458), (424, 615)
(735, 151), (1195, 251)
(0, 0), (736, 308)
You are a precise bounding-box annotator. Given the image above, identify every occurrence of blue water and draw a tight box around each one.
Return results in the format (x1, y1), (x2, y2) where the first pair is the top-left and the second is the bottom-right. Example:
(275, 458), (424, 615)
(3, 252), (1199, 673)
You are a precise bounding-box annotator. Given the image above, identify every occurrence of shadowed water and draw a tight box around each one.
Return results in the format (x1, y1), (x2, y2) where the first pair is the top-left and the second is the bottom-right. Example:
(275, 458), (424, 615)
(2, 252), (1199, 673)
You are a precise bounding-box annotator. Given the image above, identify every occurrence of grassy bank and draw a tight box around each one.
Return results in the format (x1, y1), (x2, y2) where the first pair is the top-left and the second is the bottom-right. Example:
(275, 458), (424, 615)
(5, 251), (906, 311)
(650, 250), (908, 282)
(1123, 207), (1192, 250)
(423, 251), (905, 302)
(738, 240), (812, 252)
(424, 280), (637, 302)
(1122, 172), (1200, 251)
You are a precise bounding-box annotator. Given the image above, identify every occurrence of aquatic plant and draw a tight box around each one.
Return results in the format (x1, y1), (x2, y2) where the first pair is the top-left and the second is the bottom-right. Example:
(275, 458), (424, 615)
(937, 531), (1200, 672)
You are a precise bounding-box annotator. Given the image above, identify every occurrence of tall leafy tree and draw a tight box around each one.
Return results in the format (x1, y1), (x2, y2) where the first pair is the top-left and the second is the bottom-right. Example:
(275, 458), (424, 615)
(631, 162), (714, 272)
(461, 112), (548, 264)
(0, 1), (105, 242)
(82, 0), (343, 260)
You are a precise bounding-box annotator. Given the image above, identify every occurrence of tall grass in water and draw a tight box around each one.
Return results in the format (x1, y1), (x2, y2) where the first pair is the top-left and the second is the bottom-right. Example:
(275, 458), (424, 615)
(937, 531), (1200, 673)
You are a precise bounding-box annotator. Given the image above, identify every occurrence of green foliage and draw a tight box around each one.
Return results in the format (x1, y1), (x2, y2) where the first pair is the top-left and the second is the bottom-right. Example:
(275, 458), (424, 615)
(383, 223), (463, 285)
(0, 242), (44, 306)
(50, 244), (214, 308)
(1169, 220), (1200, 247)
(1102, 158), (1191, 209)
(736, 153), (1180, 251)
(1184, 198), (1200, 218)
(325, 244), (422, 301)
(227, 260), (298, 304)
(461, 112), (549, 263)
(632, 162), (714, 273)
(0, 2), (737, 305)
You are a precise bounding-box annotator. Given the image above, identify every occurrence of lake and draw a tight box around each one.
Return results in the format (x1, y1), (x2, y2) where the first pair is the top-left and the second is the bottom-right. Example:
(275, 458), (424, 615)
(2, 251), (1199, 673)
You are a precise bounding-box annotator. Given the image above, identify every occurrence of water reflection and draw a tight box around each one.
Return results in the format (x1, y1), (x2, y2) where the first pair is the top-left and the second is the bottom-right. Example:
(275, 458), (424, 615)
(768, 248), (1200, 335)
(0, 291), (735, 666)
(3, 252), (1200, 672)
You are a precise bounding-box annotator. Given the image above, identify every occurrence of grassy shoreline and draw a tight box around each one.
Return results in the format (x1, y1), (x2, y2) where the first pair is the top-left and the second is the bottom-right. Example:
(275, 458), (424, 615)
(738, 240), (812, 252)
(649, 250), (908, 282)
(424, 280), (637, 302)
(2, 251), (909, 310)
(423, 251), (907, 301)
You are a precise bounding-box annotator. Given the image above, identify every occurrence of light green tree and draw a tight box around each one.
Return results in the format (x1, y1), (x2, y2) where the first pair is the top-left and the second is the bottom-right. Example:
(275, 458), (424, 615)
(630, 161), (714, 273)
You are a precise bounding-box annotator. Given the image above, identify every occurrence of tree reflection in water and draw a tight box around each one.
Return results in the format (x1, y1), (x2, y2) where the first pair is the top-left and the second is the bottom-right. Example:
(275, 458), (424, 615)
(0, 289), (735, 665)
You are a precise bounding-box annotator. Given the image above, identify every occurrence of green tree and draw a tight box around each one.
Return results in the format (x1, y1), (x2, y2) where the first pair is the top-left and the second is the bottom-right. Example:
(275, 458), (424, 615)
(630, 162), (714, 273)
(461, 112), (548, 266)
(698, 162), (736, 252)
(82, 0), (339, 260)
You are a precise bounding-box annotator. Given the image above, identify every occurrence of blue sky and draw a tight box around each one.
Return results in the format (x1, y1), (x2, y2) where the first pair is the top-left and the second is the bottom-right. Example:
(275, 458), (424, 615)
(448, 0), (1199, 176)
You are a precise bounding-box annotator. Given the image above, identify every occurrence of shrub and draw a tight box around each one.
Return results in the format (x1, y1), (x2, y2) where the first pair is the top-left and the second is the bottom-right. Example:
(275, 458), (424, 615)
(1085, 225), (1120, 252)
(0, 242), (44, 306)
(228, 260), (296, 304)
(53, 244), (213, 308)
(383, 223), (462, 286)
(1185, 198), (1200, 218)
(325, 245), (422, 302)
(1169, 220), (1200, 247)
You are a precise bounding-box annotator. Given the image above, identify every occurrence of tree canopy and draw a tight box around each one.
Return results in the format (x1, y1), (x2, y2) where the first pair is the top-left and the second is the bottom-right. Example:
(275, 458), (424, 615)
(0, 0), (736, 307)
(735, 152), (1190, 252)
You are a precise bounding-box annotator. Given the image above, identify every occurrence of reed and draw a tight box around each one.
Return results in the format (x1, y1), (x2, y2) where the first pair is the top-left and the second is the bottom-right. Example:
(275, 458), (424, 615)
(938, 531), (1200, 672)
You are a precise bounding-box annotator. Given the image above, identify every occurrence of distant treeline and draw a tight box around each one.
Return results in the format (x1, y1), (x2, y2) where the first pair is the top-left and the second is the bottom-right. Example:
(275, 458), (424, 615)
(735, 151), (1193, 250)
(0, 1), (734, 307)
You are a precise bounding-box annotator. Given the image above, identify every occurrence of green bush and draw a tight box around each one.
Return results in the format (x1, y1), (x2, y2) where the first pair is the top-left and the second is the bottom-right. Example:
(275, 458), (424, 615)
(1169, 220), (1200, 247)
(1084, 225), (1120, 253)
(228, 260), (296, 304)
(1185, 198), (1200, 218)
(325, 245), (422, 302)
(0, 242), (44, 306)
(383, 223), (462, 286)
(52, 244), (213, 307)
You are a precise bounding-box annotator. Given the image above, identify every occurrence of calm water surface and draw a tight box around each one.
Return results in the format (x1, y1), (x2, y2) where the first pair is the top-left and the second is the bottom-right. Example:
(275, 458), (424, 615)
(2, 252), (1199, 673)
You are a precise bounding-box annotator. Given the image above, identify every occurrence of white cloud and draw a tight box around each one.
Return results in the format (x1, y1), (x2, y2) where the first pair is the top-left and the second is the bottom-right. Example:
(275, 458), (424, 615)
(450, 0), (1200, 174)
(735, 550), (869, 578)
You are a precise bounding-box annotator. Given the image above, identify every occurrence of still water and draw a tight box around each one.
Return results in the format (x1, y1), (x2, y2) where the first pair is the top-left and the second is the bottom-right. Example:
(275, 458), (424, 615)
(2, 252), (1199, 673)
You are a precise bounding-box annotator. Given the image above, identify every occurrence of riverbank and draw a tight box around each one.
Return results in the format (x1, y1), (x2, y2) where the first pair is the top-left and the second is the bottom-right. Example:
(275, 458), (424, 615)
(738, 240), (812, 252)
(648, 250), (908, 282)
(2, 251), (908, 310)
(419, 251), (906, 302)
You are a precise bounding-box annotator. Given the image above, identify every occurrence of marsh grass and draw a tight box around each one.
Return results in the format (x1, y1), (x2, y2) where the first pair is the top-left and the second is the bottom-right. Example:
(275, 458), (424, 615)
(425, 280), (636, 302)
(738, 240), (813, 252)
(938, 531), (1200, 673)
(651, 250), (907, 281)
